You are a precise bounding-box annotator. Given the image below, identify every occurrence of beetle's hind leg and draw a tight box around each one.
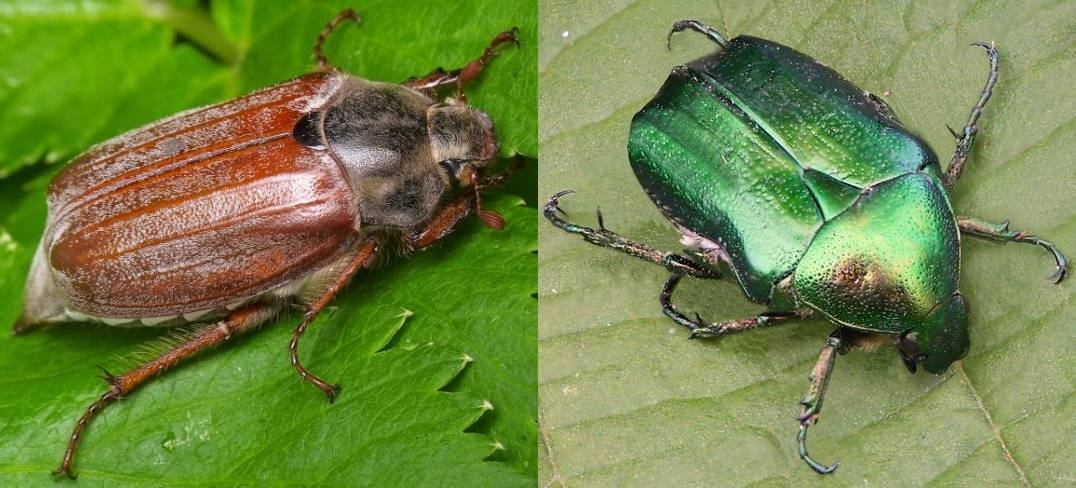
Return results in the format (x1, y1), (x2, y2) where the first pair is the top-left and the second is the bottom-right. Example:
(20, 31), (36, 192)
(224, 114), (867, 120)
(404, 27), (520, 99)
(660, 274), (809, 338)
(944, 42), (999, 189)
(957, 216), (1067, 283)
(797, 330), (850, 475)
(53, 303), (278, 479)
(544, 191), (721, 279)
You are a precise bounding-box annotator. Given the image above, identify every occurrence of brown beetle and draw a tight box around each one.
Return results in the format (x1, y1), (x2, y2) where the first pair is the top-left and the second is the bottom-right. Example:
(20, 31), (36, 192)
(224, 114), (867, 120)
(15, 9), (519, 478)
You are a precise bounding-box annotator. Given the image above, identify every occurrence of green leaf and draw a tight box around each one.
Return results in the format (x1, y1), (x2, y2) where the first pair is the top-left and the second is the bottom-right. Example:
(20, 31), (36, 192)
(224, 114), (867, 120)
(0, 0), (536, 486)
(0, 0), (232, 176)
(539, 1), (1074, 486)
(0, 0), (536, 178)
(0, 193), (536, 486)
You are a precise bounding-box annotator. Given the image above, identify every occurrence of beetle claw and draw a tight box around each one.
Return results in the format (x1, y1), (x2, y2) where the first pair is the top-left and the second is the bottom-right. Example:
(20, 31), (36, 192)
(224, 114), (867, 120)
(51, 466), (77, 480)
(547, 190), (575, 214)
(1025, 237), (1068, 284)
(326, 384), (341, 404)
(508, 27), (522, 48)
(667, 19), (728, 50)
(1048, 265), (1067, 284)
(798, 422), (839, 475)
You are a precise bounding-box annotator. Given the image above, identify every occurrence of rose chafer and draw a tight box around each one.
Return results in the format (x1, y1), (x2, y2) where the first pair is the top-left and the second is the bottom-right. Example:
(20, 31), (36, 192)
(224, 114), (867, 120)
(545, 20), (1066, 474)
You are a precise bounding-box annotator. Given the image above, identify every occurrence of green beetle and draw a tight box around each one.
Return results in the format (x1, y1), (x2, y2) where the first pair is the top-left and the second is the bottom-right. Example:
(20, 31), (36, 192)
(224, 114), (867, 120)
(544, 20), (1066, 474)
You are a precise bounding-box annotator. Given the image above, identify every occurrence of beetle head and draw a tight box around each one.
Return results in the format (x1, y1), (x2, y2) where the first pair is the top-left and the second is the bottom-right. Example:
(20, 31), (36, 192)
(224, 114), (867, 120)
(903, 292), (970, 374)
(428, 101), (497, 187)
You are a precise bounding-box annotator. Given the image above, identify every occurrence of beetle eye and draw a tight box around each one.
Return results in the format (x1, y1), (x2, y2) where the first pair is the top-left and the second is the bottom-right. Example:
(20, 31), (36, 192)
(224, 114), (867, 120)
(440, 159), (462, 176)
(439, 160), (466, 190)
(293, 112), (325, 149)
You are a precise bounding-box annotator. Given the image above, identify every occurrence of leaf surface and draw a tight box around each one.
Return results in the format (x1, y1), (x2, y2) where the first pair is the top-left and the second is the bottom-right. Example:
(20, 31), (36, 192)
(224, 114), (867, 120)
(0, 0), (537, 485)
(539, 1), (1074, 486)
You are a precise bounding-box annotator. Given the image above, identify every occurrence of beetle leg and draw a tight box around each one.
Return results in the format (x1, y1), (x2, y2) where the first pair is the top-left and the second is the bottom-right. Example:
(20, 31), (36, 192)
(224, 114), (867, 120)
(403, 27), (520, 99)
(407, 158), (522, 249)
(797, 330), (846, 475)
(52, 303), (278, 479)
(409, 192), (477, 249)
(944, 42), (999, 189)
(957, 216), (1067, 283)
(289, 236), (382, 403)
(544, 191), (721, 280)
(312, 9), (362, 71)
(661, 274), (808, 337)
(667, 20), (728, 49)
(409, 191), (500, 249)
(686, 311), (808, 339)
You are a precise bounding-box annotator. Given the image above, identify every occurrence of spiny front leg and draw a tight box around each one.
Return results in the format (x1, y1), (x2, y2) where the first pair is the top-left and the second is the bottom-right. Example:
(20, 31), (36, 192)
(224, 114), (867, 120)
(290, 236), (381, 402)
(797, 330), (847, 475)
(53, 303), (278, 479)
(957, 216), (1067, 283)
(944, 42), (999, 189)
(544, 191), (721, 280)
(660, 274), (808, 338)
(407, 158), (520, 249)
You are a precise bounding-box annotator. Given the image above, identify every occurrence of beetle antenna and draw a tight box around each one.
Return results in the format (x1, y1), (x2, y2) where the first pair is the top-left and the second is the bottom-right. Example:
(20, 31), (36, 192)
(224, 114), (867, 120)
(667, 20), (728, 50)
(314, 8), (362, 71)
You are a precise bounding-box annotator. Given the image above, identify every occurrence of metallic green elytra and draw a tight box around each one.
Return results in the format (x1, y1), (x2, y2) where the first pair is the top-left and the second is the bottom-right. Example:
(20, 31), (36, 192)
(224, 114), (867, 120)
(545, 20), (1067, 475)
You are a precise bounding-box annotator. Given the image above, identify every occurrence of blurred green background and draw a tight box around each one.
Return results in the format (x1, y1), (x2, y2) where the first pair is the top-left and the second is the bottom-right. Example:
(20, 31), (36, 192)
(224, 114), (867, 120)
(0, 1), (537, 486)
(539, 1), (1074, 486)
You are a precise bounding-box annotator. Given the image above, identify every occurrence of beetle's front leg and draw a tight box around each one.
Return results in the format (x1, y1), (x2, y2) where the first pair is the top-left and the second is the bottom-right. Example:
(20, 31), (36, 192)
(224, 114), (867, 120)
(667, 19), (728, 48)
(312, 8), (361, 71)
(944, 42), (999, 189)
(409, 193), (481, 249)
(660, 274), (808, 338)
(404, 27), (519, 99)
(957, 216), (1067, 283)
(797, 330), (848, 475)
(290, 236), (381, 402)
(53, 303), (278, 479)
(544, 191), (721, 280)
(407, 158), (521, 249)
